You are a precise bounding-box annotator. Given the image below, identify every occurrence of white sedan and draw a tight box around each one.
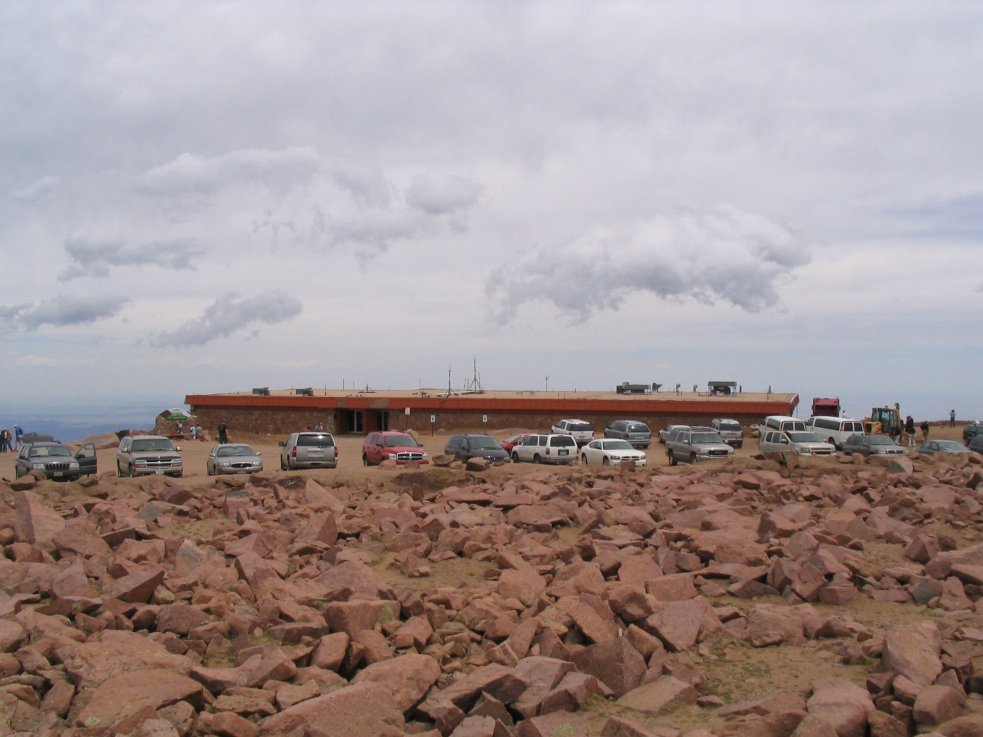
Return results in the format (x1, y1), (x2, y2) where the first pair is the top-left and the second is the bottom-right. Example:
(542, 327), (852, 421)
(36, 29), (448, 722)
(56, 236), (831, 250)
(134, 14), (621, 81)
(580, 439), (647, 468)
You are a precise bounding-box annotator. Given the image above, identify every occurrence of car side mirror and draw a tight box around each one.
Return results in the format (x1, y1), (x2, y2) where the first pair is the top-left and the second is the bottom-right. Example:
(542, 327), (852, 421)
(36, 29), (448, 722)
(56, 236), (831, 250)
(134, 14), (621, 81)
(257, 451), (262, 456)
(175, 445), (182, 451)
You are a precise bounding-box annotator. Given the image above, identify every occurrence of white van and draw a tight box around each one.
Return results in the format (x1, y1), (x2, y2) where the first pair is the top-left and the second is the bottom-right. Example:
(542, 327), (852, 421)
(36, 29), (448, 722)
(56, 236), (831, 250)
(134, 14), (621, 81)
(758, 415), (806, 436)
(805, 416), (866, 450)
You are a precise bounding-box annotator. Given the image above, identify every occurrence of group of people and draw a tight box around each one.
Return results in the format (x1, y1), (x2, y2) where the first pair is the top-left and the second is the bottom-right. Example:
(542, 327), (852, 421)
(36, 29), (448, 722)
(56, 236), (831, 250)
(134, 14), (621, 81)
(890, 415), (931, 448)
(0, 426), (23, 452)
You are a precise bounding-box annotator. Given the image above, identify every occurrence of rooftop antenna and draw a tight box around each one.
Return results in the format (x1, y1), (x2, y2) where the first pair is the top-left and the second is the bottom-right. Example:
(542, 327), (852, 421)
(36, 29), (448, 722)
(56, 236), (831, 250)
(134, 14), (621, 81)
(464, 355), (484, 394)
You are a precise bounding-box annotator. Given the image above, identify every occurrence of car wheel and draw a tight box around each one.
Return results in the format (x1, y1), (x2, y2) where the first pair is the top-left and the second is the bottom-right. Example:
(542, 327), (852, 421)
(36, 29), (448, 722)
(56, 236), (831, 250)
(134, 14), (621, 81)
(362, 455), (369, 466)
(581, 454), (588, 465)
(602, 457), (610, 466)
(207, 465), (214, 476)
(690, 453), (697, 463)
(668, 450), (677, 466)
(533, 454), (542, 464)
(511, 451), (520, 463)
(280, 457), (288, 470)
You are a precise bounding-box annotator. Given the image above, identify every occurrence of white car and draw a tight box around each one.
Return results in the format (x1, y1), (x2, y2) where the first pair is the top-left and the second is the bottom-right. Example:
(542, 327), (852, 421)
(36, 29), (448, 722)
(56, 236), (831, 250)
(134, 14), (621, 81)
(580, 439), (647, 468)
(551, 419), (595, 445)
(759, 430), (835, 456)
(511, 433), (578, 464)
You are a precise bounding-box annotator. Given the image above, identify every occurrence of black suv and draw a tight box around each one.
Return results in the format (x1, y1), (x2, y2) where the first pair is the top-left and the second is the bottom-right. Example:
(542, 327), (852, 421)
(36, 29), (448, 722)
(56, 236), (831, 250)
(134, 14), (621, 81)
(16, 441), (97, 481)
(444, 434), (509, 463)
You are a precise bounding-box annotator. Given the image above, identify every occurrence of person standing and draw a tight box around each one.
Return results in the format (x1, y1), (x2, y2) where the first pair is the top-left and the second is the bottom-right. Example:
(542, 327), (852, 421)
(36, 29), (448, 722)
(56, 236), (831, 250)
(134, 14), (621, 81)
(0, 428), (8, 452)
(218, 422), (228, 444)
(950, 409), (956, 428)
(905, 416), (915, 447)
(13, 425), (23, 450)
(920, 419), (930, 443)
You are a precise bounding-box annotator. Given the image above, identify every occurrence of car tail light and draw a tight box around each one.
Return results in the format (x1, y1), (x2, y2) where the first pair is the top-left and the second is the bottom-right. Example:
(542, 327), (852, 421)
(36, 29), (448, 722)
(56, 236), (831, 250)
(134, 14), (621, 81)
(291, 447), (297, 457)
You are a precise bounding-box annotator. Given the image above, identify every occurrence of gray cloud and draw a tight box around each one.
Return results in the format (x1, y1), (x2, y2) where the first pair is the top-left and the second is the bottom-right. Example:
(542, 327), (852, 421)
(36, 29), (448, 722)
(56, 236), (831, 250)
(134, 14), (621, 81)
(405, 173), (482, 215)
(59, 238), (205, 280)
(0, 295), (129, 333)
(135, 147), (321, 197)
(486, 205), (812, 322)
(150, 290), (302, 348)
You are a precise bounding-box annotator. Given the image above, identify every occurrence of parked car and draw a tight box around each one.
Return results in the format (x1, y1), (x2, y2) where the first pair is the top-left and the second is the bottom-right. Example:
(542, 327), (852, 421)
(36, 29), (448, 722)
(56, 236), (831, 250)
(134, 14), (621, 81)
(206, 443), (263, 475)
(710, 418), (744, 448)
(658, 425), (690, 444)
(914, 439), (971, 455)
(511, 433), (578, 464)
(604, 420), (652, 448)
(841, 434), (908, 457)
(580, 439), (647, 468)
(500, 433), (532, 453)
(117, 435), (183, 477)
(362, 431), (428, 466)
(551, 419), (595, 445)
(666, 428), (734, 465)
(759, 430), (835, 456)
(15, 441), (96, 481)
(757, 416), (807, 435)
(805, 416), (866, 450)
(963, 422), (983, 445)
(280, 432), (338, 470)
(970, 435), (983, 454)
(444, 434), (509, 463)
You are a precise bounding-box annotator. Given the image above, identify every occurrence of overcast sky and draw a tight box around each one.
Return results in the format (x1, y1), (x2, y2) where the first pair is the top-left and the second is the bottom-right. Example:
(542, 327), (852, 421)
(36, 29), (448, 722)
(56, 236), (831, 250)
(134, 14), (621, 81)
(2, 1), (981, 424)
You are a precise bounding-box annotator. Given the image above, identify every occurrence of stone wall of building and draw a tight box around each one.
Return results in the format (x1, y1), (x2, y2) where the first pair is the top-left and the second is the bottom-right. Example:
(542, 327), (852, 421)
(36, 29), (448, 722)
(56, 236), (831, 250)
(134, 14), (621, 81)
(193, 407), (336, 438)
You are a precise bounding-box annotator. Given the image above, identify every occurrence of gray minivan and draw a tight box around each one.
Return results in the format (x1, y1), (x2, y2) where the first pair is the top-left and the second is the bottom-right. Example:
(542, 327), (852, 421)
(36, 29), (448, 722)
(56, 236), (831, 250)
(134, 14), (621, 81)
(280, 432), (338, 470)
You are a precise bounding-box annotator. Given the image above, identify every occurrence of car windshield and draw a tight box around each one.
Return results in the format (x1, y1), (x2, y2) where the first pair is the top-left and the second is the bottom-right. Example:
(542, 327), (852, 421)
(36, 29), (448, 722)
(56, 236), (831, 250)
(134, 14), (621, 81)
(627, 423), (649, 432)
(691, 432), (724, 444)
(716, 421), (741, 431)
(567, 422), (592, 432)
(605, 440), (634, 450)
(218, 445), (255, 457)
(30, 445), (70, 457)
(468, 437), (501, 450)
(384, 434), (419, 447)
(298, 434), (334, 447)
(934, 441), (967, 451)
(131, 439), (175, 452)
(788, 432), (822, 443)
(553, 436), (576, 446)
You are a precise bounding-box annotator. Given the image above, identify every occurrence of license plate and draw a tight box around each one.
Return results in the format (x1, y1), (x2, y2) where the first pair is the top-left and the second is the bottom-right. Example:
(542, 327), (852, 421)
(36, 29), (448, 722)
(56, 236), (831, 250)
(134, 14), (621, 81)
(53, 471), (63, 477)
(155, 470), (165, 475)
(559, 449), (568, 455)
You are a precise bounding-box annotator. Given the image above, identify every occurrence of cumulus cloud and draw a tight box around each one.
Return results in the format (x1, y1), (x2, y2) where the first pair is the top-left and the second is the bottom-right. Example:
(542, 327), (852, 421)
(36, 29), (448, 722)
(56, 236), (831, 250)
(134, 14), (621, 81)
(135, 147), (321, 196)
(485, 205), (812, 322)
(405, 173), (482, 215)
(150, 290), (302, 347)
(59, 237), (204, 280)
(9, 175), (60, 201)
(0, 295), (129, 333)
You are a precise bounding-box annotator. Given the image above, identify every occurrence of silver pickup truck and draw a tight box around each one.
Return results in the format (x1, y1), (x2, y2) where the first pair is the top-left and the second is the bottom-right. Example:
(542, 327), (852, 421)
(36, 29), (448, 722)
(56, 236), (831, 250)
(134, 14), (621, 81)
(666, 427), (735, 466)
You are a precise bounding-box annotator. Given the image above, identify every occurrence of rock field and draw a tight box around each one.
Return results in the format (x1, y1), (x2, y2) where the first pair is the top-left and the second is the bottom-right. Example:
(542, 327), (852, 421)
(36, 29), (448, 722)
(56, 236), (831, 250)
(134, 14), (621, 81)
(3, 448), (983, 736)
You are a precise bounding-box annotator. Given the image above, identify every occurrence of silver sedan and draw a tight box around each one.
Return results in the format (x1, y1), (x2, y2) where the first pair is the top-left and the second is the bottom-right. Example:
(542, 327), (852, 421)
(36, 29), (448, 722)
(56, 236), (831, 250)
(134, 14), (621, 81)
(206, 443), (263, 475)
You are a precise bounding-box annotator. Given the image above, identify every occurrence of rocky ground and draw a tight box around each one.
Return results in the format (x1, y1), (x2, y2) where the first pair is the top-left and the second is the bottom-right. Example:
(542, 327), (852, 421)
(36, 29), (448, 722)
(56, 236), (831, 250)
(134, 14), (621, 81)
(2, 432), (983, 736)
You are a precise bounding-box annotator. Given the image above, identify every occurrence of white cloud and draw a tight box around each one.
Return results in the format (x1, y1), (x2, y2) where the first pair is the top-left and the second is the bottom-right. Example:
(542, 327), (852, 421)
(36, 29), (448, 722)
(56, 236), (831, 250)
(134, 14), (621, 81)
(151, 291), (303, 347)
(135, 147), (321, 197)
(405, 173), (482, 215)
(9, 175), (60, 201)
(486, 205), (812, 322)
